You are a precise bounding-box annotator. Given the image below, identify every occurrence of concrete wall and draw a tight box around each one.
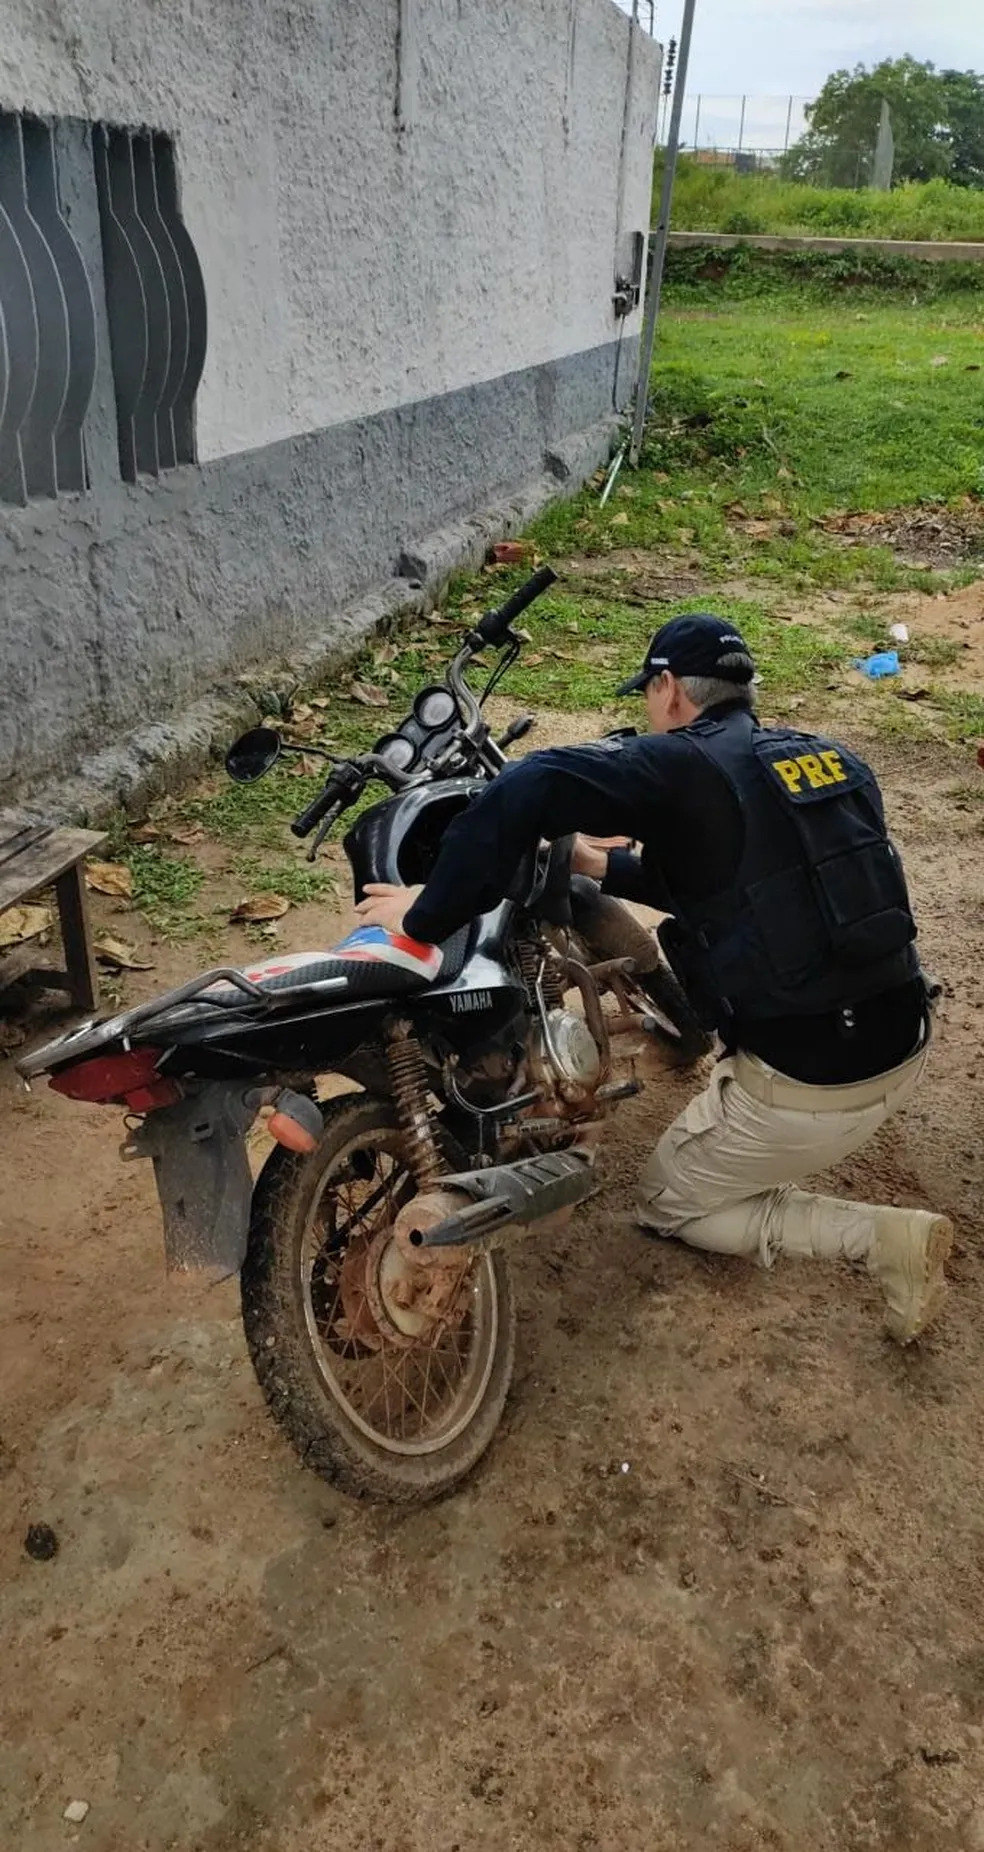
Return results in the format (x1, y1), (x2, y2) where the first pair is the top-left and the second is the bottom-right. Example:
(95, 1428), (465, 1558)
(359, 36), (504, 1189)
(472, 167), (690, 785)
(0, 1), (659, 796)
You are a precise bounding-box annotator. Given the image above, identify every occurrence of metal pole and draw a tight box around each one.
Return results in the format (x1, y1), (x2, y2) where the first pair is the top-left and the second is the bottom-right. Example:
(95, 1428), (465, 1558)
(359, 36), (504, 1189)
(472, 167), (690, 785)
(693, 92), (701, 149)
(738, 94), (746, 155)
(784, 94), (793, 154)
(629, 0), (697, 468)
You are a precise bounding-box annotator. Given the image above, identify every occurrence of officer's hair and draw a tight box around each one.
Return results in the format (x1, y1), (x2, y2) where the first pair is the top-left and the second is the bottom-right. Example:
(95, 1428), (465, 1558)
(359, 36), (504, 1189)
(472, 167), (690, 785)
(680, 657), (756, 714)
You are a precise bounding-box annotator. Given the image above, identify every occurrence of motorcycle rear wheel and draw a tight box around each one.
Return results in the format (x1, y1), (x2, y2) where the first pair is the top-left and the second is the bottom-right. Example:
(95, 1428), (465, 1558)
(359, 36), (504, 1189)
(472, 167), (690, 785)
(241, 1093), (516, 1503)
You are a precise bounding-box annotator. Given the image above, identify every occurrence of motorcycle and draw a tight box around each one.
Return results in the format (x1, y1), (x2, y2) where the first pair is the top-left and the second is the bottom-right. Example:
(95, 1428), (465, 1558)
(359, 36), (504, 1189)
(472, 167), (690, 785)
(18, 566), (709, 1504)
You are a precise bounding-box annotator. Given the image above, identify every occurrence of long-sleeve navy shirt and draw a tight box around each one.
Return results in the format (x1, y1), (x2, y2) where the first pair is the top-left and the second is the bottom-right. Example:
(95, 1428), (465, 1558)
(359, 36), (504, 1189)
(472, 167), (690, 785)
(404, 721), (744, 944)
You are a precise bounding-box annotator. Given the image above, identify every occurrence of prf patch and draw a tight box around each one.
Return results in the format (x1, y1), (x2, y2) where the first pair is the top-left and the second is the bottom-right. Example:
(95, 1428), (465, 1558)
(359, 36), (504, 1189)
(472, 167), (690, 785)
(770, 749), (848, 798)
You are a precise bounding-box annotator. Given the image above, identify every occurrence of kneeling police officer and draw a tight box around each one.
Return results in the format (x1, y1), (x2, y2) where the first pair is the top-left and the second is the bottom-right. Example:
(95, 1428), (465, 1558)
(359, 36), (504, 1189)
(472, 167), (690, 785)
(357, 612), (950, 1343)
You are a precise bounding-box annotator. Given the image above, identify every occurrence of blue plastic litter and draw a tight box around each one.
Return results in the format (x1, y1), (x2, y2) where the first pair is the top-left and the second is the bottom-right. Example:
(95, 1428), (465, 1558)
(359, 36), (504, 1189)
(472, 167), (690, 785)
(853, 650), (900, 680)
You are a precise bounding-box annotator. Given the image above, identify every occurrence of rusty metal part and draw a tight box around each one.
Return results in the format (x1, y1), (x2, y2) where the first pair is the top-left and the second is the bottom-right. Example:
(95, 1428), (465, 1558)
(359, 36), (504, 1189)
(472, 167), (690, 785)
(386, 1019), (444, 1187)
(585, 955), (637, 987)
(392, 1188), (474, 1265)
(595, 1077), (642, 1103)
(517, 935), (566, 1009)
(338, 1210), (473, 1352)
(337, 1235), (385, 1351)
(560, 955), (611, 1082)
(515, 936), (540, 1002)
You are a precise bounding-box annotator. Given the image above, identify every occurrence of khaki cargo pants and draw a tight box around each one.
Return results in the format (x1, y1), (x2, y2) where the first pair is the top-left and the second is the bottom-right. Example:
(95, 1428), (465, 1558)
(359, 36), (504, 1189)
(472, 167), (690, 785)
(637, 1036), (931, 1267)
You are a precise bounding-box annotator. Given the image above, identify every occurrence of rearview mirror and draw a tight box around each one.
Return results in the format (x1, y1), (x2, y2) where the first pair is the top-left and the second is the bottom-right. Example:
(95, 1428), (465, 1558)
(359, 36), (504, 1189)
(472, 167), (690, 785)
(225, 727), (282, 784)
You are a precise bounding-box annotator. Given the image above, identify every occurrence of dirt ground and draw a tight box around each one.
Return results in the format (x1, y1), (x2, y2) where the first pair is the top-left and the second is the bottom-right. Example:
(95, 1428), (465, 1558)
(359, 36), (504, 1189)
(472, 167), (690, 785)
(3, 706), (984, 1850)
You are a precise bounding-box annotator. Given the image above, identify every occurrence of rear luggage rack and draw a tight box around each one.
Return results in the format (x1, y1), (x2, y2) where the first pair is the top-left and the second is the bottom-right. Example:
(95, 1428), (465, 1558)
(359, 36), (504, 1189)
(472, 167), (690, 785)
(16, 966), (349, 1081)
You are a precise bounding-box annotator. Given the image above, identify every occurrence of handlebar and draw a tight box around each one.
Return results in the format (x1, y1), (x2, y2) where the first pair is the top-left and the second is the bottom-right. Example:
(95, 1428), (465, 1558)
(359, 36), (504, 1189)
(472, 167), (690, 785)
(290, 766), (360, 838)
(473, 565), (558, 647)
(288, 563), (558, 841)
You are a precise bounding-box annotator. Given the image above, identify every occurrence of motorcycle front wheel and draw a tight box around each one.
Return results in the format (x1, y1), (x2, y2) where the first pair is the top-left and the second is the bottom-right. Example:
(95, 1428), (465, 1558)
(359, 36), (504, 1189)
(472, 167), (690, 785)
(241, 1093), (516, 1503)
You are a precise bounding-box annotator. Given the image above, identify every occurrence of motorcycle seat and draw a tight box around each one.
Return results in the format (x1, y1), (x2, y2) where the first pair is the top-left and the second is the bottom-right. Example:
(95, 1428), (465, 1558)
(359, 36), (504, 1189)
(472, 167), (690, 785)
(240, 924), (471, 1000)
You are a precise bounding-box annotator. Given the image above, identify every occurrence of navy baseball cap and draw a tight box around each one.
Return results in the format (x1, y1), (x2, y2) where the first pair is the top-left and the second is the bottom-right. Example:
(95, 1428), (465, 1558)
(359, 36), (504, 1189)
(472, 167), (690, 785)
(616, 614), (756, 696)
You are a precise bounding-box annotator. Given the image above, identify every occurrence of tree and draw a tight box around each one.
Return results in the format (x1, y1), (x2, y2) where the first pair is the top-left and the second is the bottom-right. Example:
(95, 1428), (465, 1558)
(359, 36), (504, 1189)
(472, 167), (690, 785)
(943, 69), (984, 188)
(782, 57), (984, 189)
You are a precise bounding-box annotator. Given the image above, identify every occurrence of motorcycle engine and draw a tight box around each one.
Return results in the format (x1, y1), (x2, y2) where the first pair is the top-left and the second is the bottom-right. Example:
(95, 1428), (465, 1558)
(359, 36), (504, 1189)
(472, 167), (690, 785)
(530, 1007), (603, 1101)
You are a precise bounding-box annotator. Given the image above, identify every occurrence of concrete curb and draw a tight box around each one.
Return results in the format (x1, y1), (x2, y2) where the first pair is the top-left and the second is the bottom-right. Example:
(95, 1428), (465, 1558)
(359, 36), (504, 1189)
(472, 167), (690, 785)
(29, 415), (621, 826)
(666, 231), (984, 264)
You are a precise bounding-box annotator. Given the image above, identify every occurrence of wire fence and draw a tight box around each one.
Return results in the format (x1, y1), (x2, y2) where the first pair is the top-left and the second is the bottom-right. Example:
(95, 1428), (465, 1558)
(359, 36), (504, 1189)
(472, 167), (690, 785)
(665, 94), (814, 164)
(609, 0), (658, 35)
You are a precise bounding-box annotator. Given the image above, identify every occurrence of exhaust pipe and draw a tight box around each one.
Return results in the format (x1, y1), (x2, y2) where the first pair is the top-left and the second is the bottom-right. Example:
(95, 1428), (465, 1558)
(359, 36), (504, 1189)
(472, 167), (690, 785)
(398, 1149), (597, 1252)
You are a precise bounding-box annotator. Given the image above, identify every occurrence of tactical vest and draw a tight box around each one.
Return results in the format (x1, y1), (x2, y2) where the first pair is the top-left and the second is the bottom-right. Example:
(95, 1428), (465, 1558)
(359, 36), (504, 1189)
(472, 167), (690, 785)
(657, 707), (919, 1027)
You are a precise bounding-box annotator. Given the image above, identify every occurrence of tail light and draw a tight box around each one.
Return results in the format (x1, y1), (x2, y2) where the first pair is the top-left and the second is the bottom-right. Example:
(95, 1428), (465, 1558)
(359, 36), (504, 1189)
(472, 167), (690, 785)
(50, 1046), (180, 1111)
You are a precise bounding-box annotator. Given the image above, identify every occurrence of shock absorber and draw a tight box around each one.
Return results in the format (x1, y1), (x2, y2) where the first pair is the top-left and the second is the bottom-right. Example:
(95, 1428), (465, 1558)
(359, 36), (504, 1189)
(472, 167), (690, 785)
(386, 1020), (444, 1188)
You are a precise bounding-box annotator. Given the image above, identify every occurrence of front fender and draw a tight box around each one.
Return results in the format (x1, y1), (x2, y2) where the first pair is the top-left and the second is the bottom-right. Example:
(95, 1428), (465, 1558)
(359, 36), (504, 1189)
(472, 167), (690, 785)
(124, 1083), (258, 1278)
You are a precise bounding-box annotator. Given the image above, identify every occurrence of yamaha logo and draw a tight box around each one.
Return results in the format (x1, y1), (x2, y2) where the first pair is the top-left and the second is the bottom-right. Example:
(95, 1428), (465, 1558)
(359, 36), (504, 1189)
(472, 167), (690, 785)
(449, 989), (494, 1014)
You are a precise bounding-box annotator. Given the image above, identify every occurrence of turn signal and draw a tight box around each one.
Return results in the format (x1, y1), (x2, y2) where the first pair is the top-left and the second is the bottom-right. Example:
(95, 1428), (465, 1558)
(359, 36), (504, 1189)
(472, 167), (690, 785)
(267, 1089), (323, 1154)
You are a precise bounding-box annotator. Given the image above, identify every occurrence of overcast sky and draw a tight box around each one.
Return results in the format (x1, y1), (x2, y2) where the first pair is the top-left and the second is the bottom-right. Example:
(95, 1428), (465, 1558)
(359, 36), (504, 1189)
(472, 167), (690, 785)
(615, 0), (980, 98)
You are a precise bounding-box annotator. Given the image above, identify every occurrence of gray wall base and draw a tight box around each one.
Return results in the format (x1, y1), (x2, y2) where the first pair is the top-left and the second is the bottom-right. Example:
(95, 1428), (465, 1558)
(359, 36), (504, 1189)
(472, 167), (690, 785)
(28, 414), (622, 825)
(2, 334), (634, 805)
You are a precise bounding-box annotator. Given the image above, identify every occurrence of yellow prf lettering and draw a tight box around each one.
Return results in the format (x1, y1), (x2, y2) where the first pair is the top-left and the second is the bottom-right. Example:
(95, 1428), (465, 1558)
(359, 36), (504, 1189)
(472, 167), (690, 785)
(798, 753), (831, 789)
(773, 758), (803, 795)
(819, 748), (847, 784)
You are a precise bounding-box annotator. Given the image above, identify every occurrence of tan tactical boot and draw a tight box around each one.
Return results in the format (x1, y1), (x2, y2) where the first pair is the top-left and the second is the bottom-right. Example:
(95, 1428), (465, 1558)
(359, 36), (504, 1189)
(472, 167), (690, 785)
(868, 1208), (952, 1344)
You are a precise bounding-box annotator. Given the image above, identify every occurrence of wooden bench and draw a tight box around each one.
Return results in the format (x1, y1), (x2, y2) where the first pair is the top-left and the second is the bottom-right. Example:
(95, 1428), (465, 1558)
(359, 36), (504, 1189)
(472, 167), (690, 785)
(0, 808), (108, 1014)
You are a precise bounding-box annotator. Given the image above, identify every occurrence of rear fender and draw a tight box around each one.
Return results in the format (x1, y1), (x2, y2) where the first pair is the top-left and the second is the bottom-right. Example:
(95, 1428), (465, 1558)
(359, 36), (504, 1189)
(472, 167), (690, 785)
(124, 1082), (261, 1278)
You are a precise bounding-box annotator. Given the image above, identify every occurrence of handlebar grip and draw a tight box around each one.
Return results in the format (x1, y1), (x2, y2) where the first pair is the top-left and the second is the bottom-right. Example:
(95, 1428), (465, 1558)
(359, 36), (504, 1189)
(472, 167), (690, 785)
(476, 565), (558, 644)
(290, 779), (344, 839)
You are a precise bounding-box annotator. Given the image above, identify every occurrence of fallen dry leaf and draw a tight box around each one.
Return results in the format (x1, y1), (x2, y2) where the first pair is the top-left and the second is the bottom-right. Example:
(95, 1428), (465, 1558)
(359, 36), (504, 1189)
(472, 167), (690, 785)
(94, 934), (155, 972)
(610, 511), (630, 527)
(168, 825), (205, 847)
(230, 894), (290, 924)
(130, 824), (161, 844)
(743, 520), (780, 540)
(372, 642), (400, 667)
(308, 695), (332, 709)
(86, 860), (133, 900)
(287, 754), (324, 778)
(284, 711), (321, 739)
(348, 681), (389, 708)
(929, 355), (949, 368)
(0, 904), (52, 949)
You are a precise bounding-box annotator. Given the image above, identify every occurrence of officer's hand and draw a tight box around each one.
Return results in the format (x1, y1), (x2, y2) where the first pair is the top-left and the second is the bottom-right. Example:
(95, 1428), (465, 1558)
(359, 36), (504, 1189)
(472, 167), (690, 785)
(571, 835), (632, 880)
(355, 882), (424, 935)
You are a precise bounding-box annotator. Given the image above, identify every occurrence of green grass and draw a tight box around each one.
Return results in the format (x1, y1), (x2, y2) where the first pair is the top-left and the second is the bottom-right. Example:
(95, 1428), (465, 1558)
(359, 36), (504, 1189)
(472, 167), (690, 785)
(418, 282), (984, 742)
(515, 287), (984, 589)
(668, 158), (984, 243)
(125, 846), (205, 939)
(230, 855), (337, 906)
